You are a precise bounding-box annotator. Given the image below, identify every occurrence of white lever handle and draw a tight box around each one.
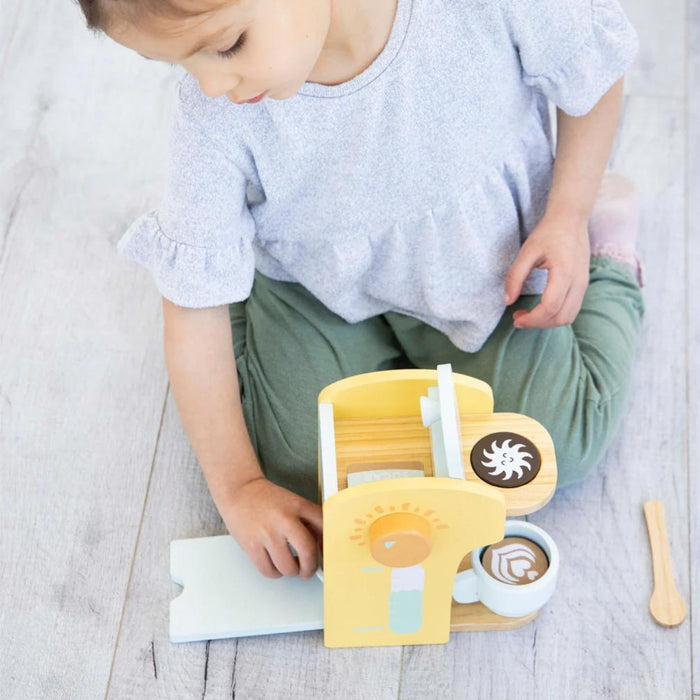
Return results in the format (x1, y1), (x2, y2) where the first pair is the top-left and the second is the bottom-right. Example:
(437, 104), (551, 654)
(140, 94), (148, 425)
(420, 393), (440, 427)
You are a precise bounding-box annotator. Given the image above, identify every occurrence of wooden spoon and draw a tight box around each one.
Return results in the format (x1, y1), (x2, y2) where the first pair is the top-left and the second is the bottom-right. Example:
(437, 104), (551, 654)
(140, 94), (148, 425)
(643, 500), (686, 627)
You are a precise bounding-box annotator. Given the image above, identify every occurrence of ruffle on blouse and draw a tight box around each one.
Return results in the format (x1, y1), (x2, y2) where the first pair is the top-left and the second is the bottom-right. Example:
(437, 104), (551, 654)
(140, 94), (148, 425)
(523, 0), (639, 116)
(117, 211), (256, 308)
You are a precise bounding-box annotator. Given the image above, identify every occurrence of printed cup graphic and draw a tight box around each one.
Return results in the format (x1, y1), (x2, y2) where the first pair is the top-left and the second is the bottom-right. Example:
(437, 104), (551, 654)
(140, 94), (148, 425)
(388, 565), (425, 634)
(452, 521), (559, 617)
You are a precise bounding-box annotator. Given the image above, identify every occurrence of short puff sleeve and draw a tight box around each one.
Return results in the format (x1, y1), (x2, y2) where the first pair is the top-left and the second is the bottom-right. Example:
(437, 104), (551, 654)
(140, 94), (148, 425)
(502, 0), (639, 116)
(117, 84), (256, 308)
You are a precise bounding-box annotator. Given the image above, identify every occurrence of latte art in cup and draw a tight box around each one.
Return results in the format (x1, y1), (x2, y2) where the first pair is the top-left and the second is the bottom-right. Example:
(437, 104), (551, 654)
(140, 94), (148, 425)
(480, 536), (549, 585)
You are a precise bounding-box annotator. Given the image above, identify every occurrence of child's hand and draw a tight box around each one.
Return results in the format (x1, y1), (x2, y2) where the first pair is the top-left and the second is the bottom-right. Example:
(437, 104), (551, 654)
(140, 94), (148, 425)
(219, 477), (323, 579)
(503, 211), (590, 328)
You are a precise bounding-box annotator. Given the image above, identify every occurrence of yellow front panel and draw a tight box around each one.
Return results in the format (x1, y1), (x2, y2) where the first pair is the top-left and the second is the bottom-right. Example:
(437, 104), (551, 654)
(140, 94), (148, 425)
(322, 478), (505, 647)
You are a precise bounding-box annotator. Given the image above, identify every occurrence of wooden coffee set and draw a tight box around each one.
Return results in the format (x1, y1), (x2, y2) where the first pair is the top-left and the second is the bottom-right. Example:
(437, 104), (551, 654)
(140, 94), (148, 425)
(170, 364), (560, 647)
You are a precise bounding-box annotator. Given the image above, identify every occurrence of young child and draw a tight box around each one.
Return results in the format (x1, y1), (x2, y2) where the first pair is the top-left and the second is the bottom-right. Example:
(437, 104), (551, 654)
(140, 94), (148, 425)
(79, 0), (644, 580)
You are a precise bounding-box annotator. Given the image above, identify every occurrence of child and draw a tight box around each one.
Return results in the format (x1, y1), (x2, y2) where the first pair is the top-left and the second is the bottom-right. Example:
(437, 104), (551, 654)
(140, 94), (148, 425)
(78, 0), (644, 580)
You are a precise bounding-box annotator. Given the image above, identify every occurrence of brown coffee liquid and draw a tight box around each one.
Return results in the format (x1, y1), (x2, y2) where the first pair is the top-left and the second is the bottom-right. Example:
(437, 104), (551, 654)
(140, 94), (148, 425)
(480, 536), (549, 585)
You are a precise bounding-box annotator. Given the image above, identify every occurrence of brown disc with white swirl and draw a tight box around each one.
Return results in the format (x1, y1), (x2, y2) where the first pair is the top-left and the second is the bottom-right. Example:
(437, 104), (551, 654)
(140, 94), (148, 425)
(470, 432), (541, 488)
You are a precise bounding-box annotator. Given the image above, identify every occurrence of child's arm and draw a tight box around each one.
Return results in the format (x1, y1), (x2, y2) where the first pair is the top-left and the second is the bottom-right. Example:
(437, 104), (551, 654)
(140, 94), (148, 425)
(162, 298), (323, 579)
(503, 76), (626, 328)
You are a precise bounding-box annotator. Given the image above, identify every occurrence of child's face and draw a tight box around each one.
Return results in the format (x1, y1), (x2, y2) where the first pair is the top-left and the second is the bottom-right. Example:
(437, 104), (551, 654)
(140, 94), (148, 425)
(106, 0), (332, 104)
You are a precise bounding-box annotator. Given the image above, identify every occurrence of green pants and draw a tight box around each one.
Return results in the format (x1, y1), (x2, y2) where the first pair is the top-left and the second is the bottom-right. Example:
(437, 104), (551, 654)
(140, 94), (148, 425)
(229, 258), (644, 503)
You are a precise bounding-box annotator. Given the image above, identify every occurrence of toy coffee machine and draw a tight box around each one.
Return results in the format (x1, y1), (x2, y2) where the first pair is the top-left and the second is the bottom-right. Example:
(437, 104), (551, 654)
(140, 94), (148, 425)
(169, 364), (559, 648)
(318, 364), (559, 647)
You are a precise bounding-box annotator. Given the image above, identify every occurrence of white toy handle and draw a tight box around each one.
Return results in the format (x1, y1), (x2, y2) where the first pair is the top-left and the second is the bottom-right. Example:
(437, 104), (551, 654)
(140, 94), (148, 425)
(420, 365), (466, 480)
(452, 568), (479, 604)
(420, 392), (441, 426)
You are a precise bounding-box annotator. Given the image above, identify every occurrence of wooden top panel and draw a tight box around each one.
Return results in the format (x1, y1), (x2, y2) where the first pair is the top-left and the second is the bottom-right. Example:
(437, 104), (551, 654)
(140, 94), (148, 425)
(333, 412), (556, 515)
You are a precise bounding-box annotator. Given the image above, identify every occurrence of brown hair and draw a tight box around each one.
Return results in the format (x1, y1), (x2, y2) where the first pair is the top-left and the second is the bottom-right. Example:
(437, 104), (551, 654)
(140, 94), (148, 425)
(75, 0), (210, 35)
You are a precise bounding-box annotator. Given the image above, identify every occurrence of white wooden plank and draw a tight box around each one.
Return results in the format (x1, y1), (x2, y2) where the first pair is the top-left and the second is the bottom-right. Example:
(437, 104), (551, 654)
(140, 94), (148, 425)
(108, 394), (403, 699)
(1, 0), (695, 697)
(107, 395), (227, 699)
(397, 99), (691, 700)
(525, 95), (681, 699)
(0, 2), (174, 698)
(522, 96), (690, 699)
(623, 0), (686, 98)
(687, 0), (700, 693)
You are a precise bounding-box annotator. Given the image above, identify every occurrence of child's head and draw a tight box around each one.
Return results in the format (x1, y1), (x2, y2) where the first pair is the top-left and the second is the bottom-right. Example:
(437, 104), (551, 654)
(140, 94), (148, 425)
(77, 0), (331, 103)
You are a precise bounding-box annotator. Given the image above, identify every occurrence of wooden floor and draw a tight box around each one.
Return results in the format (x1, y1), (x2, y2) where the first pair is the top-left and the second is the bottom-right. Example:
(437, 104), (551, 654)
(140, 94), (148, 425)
(1, 0), (697, 697)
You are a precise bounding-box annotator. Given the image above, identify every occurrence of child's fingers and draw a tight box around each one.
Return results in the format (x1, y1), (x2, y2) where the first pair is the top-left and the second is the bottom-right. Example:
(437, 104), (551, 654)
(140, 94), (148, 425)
(267, 535), (302, 577)
(513, 269), (570, 328)
(557, 281), (588, 326)
(300, 500), (324, 535)
(249, 546), (283, 579)
(286, 523), (321, 579)
(504, 245), (542, 305)
(514, 277), (588, 328)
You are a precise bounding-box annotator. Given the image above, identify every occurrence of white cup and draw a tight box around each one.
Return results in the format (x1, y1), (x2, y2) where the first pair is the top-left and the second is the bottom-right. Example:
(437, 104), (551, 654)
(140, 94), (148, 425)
(452, 520), (559, 618)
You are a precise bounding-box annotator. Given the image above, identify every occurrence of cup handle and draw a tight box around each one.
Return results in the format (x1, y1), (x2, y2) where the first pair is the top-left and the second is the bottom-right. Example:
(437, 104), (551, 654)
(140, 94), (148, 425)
(453, 568), (479, 604)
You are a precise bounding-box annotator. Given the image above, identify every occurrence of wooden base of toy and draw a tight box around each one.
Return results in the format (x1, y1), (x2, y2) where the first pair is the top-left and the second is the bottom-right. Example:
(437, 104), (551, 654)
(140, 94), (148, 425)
(450, 600), (538, 631)
(449, 555), (539, 632)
